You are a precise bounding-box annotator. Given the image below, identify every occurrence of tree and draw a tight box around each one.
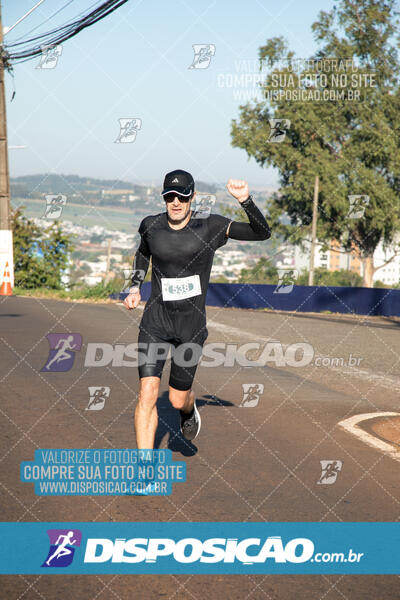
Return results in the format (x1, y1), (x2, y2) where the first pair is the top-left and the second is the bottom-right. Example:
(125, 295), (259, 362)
(12, 207), (74, 289)
(297, 268), (363, 287)
(231, 0), (400, 287)
(238, 257), (278, 284)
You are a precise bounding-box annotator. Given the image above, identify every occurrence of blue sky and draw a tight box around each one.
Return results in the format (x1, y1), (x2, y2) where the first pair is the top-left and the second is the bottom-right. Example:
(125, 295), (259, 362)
(3, 0), (330, 187)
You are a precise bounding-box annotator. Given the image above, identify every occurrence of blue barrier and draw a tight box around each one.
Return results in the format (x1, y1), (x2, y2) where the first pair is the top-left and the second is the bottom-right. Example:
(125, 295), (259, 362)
(114, 282), (400, 317)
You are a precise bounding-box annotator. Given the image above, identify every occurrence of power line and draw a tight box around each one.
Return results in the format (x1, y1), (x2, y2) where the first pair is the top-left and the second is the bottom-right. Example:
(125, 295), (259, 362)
(3, 0), (47, 36)
(10, 0), (78, 43)
(2, 0), (130, 66)
(7, 0), (129, 49)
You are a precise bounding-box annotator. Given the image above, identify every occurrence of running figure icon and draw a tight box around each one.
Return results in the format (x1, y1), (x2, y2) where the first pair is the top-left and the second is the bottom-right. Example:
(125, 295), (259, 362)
(45, 335), (77, 370)
(42, 529), (82, 568)
(45, 531), (77, 566)
(41, 333), (82, 373)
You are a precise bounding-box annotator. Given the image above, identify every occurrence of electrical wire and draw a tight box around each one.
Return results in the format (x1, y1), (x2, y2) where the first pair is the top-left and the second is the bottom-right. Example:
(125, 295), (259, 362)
(10, 0), (77, 43)
(2, 0), (130, 66)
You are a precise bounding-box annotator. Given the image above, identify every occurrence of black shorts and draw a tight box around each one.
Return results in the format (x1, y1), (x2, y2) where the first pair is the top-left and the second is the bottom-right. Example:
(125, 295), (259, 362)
(138, 305), (208, 391)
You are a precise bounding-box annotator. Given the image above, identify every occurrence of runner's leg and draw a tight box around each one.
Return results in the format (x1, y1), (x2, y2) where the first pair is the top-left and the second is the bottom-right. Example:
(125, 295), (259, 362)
(137, 327), (170, 449)
(169, 386), (195, 412)
(135, 376), (161, 449)
(169, 339), (203, 441)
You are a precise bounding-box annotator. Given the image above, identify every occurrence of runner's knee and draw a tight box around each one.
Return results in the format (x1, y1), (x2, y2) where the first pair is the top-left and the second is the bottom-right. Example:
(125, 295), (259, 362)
(169, 387), (190, 410)
(138, 377), (160, 408)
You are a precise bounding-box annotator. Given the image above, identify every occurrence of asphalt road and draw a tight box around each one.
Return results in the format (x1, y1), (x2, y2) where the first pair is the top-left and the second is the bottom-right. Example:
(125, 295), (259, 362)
(1, 295), (400, 599)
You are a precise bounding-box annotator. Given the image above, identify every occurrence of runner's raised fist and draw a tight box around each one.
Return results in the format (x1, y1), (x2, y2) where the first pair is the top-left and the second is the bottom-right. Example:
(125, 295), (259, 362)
(226, 179), (249, 203)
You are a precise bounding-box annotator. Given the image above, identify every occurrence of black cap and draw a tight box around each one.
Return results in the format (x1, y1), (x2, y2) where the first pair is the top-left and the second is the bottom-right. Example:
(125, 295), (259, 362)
(161, 169), (194, 197)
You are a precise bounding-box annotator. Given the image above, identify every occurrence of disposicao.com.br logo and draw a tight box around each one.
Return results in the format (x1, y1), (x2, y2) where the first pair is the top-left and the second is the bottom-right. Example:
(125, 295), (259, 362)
(83, 536), (363, 565)
(36, 528), (365, 572)
(84, 535), (312, 564)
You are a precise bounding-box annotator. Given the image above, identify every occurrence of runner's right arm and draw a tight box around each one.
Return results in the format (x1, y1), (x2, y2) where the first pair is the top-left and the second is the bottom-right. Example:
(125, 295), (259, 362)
(124, 220), (151, 310)
(130, 236), (151, 289)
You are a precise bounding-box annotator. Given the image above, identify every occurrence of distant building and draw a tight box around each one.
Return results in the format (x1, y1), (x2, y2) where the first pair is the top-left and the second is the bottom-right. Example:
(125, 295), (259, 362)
(276, 237), (400, 286)
(82, 274), (103, 285)
(372, 241), (400, 286)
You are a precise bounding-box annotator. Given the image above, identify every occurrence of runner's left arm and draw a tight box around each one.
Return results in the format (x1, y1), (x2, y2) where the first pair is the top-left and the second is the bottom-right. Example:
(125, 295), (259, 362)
(227, 196), (271, 241)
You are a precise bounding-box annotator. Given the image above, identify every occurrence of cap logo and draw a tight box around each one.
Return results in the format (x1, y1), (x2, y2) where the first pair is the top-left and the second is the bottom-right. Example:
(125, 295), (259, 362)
(171, 178), (179, 183)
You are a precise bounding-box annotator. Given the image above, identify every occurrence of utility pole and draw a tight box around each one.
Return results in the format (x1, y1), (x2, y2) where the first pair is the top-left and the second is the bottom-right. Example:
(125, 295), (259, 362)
(308, 175), (319, 286)
(0, 2), (13, 290)
(104, 238), (112, 284)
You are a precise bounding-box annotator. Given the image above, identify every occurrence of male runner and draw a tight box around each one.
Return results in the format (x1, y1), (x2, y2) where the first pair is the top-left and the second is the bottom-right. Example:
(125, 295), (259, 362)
(123, 169), (270, 449)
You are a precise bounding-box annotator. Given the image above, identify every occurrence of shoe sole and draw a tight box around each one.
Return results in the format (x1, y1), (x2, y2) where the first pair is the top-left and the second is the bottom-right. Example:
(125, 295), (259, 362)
(191, 400), (201, 440)
(182, 400), (201, 441)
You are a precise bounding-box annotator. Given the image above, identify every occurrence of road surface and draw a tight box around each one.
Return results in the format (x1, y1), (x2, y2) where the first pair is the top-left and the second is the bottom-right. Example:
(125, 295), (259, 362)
(1, 295), (399, 599)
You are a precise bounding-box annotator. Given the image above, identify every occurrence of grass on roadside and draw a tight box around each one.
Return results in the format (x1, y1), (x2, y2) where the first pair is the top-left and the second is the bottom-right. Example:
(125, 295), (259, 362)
(12, 281), (123, 302)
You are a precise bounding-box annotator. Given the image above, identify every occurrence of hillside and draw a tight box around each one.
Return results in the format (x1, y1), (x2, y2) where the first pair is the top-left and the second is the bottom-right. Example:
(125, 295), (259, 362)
(10, 173), (219, 199)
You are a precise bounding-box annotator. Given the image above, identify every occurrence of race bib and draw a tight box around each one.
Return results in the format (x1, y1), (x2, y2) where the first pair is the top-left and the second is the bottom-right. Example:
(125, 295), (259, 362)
(161, 275), (201, 301)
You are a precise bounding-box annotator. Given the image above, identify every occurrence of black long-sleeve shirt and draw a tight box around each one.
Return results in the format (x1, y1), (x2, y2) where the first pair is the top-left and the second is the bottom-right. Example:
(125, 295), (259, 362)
(130, 197), (270, 293)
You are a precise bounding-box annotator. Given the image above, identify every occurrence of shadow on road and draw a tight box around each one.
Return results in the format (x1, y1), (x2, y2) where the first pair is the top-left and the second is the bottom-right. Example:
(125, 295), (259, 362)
(154, 392), (234, 456)
(201, 394), (234, 408)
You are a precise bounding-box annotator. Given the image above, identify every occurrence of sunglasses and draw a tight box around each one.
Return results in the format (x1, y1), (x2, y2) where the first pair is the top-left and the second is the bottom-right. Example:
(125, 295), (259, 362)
(163, 192), (192, 203)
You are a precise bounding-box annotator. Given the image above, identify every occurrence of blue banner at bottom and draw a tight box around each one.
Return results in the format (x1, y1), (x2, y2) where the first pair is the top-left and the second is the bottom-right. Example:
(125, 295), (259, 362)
(0, 522), (398, 574)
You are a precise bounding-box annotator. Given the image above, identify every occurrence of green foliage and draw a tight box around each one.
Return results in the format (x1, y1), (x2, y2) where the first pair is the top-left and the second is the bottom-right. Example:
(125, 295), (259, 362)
(231, 0), (400, 276)
(13, 279), (123, 300)
(12, 207), (74, 289)
(373, 279), (400, 289)
(297, 268), (363, 287)
(77, 280), (122, 298)
(210, 274), (231, 283)
(373, 279), (388, 288)
(237, 259), (363, 287)
(238, 257), (278, 283)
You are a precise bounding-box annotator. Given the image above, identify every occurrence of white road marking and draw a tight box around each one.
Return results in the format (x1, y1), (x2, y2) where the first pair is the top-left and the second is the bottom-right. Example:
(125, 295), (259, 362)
(207, 319), (279, 342)
(208, 319), (400, 392)
(332, 367), (400, 392)
(119, 303), (400, 392)
(338, 412), (400, 462)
